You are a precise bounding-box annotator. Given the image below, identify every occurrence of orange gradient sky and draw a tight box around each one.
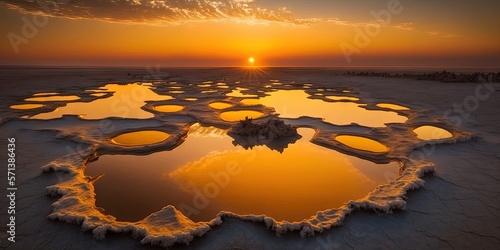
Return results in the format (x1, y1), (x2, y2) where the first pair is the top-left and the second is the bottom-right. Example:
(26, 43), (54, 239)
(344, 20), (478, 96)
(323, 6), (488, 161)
(0, 0), (499, 67)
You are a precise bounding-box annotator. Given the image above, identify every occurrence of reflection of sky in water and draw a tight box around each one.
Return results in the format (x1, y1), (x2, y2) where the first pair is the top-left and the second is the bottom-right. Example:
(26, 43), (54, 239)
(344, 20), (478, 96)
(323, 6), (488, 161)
(10, 104), (45, 110)
(111, 131), (170, 146)
(28, 83), (172, 119)
(219, 110), (264, 122)
(226, 87), (258, 98)
(25, 95), (81, 102)
(154, 105), (184, 113)
(376, 103), (410, 111)
(32, 92), (59, 96)
(335, 135), (389, 153)
(325, 95), (360, 101)
(208, 102), (234, 110)
(86, 125), (399, 222)
(240, 99), (260, 106)
(255, 90), (407, 127)
(413, 125), (452, 140)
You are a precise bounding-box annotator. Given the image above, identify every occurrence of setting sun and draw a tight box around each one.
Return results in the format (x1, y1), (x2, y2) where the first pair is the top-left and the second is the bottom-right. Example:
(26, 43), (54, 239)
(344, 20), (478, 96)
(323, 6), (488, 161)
(1, 0), (499, 248)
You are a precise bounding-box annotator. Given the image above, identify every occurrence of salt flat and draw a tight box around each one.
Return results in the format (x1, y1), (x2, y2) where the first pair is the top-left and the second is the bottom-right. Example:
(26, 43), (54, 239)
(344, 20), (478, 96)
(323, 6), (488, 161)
(0, 67), (498, 249)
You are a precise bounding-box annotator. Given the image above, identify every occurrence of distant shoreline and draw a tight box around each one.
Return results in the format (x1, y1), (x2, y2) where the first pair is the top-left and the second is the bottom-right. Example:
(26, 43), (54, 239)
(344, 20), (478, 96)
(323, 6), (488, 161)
(342, 70), (500, 83)
(1, 65), (499, 72)
(1, 66), (499, 83)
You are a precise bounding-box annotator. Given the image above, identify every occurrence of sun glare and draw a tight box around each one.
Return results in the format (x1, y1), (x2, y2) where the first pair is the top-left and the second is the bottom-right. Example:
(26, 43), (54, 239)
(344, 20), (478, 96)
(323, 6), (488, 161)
(249, 57), (255, 64)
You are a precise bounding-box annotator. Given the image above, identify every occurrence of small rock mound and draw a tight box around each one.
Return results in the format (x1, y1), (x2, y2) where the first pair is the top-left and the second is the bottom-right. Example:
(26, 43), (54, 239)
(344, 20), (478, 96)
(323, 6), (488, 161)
(228, 117), (301, 153)
(230, 117), (299, 139)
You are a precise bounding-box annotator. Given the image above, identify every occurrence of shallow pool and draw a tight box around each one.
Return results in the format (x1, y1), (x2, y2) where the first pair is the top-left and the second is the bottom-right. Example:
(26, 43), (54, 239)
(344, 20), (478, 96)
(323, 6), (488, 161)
(413, 125), (452, 140)
(111, 130), (170, 146)
(27, 83), (172, 119)
(219, 110), (264, 122)
(250, 90), (407, 127)
(86, 125), (399, 222)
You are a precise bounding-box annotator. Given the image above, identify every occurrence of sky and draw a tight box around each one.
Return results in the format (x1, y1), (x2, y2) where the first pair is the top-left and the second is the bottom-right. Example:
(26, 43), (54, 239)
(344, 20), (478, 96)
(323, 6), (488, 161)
(0, 0), (499, 67)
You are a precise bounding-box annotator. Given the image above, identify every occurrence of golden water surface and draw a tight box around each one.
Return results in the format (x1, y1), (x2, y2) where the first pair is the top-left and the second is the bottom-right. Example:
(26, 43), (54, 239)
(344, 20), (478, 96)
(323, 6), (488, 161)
(87, 125), (399, 222)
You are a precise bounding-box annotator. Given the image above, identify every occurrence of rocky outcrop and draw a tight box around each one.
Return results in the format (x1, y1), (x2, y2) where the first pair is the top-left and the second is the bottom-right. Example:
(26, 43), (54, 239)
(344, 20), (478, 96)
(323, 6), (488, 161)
(229, 117), (301, 152)
(342, 71), (500, 83)
(230, 117), (299, 139)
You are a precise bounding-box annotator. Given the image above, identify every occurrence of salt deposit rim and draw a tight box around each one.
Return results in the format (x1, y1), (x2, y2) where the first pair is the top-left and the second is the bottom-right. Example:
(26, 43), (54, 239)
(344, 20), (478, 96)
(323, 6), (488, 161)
(44, 125), (462, 248)
(81, 119), (465, 212)
(28, 77), (475, 248)
(86, 123), (401, 223)
(84, 122), (405, 218)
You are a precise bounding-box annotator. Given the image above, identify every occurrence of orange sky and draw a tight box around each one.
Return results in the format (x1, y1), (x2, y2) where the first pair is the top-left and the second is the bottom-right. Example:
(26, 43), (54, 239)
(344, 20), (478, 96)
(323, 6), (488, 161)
(1, 0), (499, 67)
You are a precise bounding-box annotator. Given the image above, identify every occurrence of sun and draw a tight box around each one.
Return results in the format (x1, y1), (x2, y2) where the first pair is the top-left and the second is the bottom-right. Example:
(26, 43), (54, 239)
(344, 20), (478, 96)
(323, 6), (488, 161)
(248, 57), (255, 64)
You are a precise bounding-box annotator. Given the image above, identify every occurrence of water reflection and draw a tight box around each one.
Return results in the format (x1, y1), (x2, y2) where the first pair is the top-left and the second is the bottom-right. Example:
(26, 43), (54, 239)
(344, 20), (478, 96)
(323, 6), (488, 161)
(33, 92), (59, 96)
(377, 103), (410, 111)
(413, 125), (452, 140)
(226, 88), (258, 98)
(201, 90), (218, 94)
(240, 99), (261, 106)
(325, 96), (360, 101)
(111, 130), (170, 146)
(25, 95), (80, 102)
(219, 110), (264, 122)
(10, 104), (45, 110)
(86, 125), (399, 222)
(256, 90), (407, 127)
(209, 102), (234, 110)
(154, 105), (185, 113)
(335, 135), (389, 153)
(28, 83), (172, 119)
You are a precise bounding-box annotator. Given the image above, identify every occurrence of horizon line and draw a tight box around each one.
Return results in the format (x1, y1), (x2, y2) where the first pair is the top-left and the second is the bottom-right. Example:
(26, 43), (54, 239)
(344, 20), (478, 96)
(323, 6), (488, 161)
(1, 64), (500, 70)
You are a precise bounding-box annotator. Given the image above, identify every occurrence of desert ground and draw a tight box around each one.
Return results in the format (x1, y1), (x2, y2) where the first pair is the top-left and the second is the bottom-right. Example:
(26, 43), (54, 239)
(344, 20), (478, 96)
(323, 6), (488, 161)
(1, 67), (499, 249)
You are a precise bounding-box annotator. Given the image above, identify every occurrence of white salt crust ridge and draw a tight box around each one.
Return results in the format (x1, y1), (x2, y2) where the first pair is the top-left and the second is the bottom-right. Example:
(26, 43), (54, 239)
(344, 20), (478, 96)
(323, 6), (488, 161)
(41, 128), (472, 248)
(18, 73), (475, 248)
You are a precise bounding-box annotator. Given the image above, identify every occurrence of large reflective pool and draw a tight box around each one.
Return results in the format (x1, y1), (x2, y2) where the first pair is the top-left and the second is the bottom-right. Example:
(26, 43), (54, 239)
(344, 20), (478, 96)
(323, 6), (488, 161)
(86, 124), (399, 222)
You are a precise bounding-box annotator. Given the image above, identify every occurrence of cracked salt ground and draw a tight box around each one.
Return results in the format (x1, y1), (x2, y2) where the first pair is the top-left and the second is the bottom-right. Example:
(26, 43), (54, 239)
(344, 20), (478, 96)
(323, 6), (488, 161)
(31, 80), (457, 247)
(1, 68), (497, 249)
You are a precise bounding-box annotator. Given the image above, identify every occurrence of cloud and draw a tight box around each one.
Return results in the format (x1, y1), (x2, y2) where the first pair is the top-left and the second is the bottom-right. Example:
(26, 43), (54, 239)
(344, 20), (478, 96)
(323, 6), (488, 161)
(0, 0), (318, 25)
(392, 22), (414, 31)
(0, 0), (464, 39)
(326, 17), (382, 28)
(326, 17), (351, 26)
(427, 31), (460, 38)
